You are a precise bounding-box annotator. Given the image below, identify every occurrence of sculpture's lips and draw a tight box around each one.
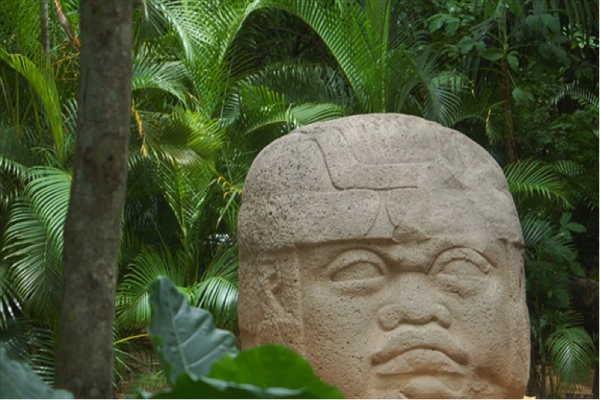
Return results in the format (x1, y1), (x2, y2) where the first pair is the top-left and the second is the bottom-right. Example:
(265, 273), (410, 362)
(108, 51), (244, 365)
(371, 330), (468, 376)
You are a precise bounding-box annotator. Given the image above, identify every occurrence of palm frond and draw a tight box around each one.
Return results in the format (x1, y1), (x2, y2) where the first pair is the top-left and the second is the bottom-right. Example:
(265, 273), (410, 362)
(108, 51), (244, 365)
(0, 319), (56, 384)
(520, 214), (555, 248)
(547, 312), (597, 391)
(244, 62), (353, 108)
(132, 50), (188, 105)
(0, 0), (41, 55)
(552, 81), (599, 108)
(153, 157), (212, 240)
(193, 245), (238, 331)
(3, 167), (71, 321)
(0, 261), (22, 330)
(552, 160), (598, 210)
(259, 0), (375, 110)
(504, 159), (573, 209)
(0, 155), (27, 209)
(116, 248), (186, 330)
(229, 83), (343, 140)
(0, 49), (64, 163)
(134, 109), (224, 166)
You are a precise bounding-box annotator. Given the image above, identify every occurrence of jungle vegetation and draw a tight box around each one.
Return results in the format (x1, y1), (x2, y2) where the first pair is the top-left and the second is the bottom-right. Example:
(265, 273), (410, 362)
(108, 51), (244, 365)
(0, 0), (598, 398)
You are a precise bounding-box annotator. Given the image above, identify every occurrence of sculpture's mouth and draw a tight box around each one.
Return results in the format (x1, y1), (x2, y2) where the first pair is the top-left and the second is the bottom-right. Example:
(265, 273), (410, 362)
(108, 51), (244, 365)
(371, 330), (468, 376)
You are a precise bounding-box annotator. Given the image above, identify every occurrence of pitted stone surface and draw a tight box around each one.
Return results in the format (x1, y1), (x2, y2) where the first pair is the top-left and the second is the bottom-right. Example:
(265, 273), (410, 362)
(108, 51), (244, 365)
(237, 114), (530, 399)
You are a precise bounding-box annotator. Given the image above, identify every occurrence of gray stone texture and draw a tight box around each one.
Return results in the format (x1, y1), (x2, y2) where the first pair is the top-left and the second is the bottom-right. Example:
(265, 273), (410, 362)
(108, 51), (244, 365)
(238, 114), (530, 398)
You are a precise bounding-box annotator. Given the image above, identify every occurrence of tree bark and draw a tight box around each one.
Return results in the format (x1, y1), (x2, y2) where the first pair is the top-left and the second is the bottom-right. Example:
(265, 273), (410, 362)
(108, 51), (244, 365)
(40, 0), (50, 54)
(54, 1), (133, 398)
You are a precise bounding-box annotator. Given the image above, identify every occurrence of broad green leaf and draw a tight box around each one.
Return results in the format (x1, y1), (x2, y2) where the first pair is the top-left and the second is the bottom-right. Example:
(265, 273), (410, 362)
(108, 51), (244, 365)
(512, 87), (533, 106)
(208, 345), (344, 399)
(428, 14), (459, 35)
(505, 0), (521, 18)
(0, 345), (73, 399)
(148, 345), (344, 399)
(564, 222), (586, 233)
(458, 37), (476, 54)
(506, 54), (519, 71)
(479, 47), (503, 61)
(148, 277), (238, 385)
(147, 372), (309, 399)
(428, 14), (448, 33)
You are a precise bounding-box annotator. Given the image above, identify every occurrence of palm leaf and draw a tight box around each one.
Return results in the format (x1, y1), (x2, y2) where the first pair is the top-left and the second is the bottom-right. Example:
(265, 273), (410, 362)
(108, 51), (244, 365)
(259, 0), (375, 110)
(547, 312), (597, 391)
(132, 50), (188, 105)
(520, 214), (555, 248)
(504, 159), (573, 209)
(153, 157), (212, 245)
(116, 249), (187, 331)
(0, 263), (22, 330)
(133, 109), (224, 166)
(245, 62), (352, 107)
(193, 245), (239, 331)
(3, 167), (71, 321)
(552, 81), (599, 108)
(0, 50), (64, 163)
(229, 83), (343, 139)
(552, 160), (598, 209)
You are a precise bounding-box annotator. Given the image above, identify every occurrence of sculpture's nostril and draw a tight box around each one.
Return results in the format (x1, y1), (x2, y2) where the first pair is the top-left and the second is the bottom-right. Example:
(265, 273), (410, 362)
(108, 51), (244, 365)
(378, 306), (399, 331)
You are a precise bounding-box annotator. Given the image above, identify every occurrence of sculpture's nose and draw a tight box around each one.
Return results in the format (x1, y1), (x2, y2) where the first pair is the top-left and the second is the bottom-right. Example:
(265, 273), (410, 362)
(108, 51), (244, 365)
(376, 274), (451, 331)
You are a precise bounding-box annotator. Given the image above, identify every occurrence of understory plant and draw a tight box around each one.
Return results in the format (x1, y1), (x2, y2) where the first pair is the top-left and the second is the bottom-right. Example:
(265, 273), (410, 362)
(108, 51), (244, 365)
(0, 276), (344, 399)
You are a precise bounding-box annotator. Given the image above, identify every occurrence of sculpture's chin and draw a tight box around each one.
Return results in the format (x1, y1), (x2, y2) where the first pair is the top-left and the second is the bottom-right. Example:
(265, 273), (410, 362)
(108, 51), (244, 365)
(367, 375), (465, 399)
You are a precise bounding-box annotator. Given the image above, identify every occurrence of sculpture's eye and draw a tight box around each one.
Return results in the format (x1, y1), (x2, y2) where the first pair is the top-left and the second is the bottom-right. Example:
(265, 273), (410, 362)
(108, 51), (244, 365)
(439, 259), (487, 277)
(430, 248), (491, 298)
(327, 249), (386, 293)
(331, 261), (383, 282)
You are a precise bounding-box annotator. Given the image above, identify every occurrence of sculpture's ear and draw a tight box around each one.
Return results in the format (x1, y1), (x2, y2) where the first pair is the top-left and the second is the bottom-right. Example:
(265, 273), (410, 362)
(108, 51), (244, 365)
(255, 251), (304, 352)
(260, 256), (286, 316)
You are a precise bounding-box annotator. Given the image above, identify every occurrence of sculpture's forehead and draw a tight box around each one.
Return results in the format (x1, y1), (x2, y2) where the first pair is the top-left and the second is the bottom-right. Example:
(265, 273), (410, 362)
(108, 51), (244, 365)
(242, 114), (508, 199)
(239, 188), (522, 253)
(304, 115), (460, 165)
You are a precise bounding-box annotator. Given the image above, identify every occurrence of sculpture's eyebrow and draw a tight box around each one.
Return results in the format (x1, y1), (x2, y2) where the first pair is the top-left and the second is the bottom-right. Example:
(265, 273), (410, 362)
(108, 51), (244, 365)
(428, 247), (495, 275)
(320, 239), (439, 274)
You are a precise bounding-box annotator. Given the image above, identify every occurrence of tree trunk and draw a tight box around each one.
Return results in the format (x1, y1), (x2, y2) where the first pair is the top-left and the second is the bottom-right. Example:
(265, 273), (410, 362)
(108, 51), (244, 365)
(54, 1), (133, 398)
(40, 0), (50, 54)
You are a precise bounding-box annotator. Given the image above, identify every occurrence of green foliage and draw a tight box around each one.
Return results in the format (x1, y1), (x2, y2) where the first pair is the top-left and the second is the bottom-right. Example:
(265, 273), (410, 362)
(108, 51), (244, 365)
(529, 310), (597, 398)
(0, 50), (64, 162)
(147, 277), (238, 384)
(523, 213), (585, 309)
(547, 321), (597, 389)
(0, 345), (73, 399)
(504, 159), (573, 210)
(145, 276), (344, 399)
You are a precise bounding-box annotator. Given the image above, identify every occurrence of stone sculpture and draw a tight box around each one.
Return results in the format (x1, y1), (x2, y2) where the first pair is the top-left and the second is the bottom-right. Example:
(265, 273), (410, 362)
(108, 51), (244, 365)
(237, 114), (530, 399)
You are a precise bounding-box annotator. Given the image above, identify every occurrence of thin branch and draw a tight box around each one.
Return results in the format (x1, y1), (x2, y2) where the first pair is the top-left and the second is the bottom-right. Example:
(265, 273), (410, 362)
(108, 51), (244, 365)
(52, 0), (80, 48)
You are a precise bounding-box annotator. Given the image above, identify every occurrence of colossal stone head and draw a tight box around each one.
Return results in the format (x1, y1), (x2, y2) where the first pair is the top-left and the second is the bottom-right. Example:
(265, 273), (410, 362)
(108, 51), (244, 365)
(237, 114), (530, 398)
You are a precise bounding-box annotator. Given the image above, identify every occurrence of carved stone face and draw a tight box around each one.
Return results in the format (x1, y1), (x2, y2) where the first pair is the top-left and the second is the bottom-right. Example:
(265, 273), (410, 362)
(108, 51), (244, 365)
(237, 114), (530, 399)
(297, 209), (523, 398)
